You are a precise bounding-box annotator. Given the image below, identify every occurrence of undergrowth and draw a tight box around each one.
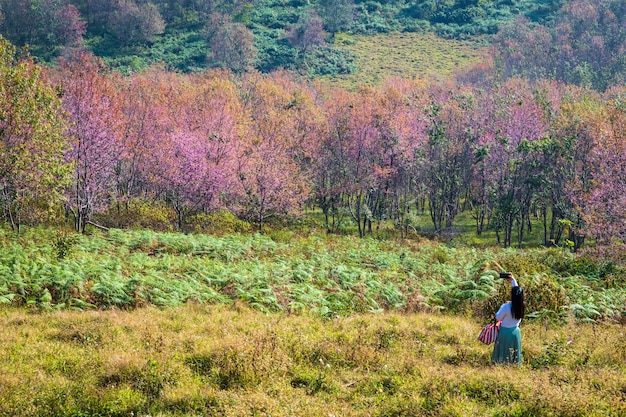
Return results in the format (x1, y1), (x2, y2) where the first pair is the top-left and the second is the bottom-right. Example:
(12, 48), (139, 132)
(0, 226), (624, 324)
(0, 225), (624, 415)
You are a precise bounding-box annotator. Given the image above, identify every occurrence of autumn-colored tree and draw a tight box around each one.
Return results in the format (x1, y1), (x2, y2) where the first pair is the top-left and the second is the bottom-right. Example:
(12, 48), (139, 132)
(577, 91), (626, 243)
(0, 37), (72, 231)
(235, 72), (313, 231)
(54, 51), (124, 232)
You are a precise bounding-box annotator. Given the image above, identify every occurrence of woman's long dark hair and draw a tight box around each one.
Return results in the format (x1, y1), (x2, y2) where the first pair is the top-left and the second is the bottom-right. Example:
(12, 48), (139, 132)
(511, 286), (525, 320)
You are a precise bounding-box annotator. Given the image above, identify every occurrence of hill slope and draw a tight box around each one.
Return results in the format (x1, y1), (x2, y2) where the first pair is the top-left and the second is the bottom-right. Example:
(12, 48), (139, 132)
(324, 32), (484, 88)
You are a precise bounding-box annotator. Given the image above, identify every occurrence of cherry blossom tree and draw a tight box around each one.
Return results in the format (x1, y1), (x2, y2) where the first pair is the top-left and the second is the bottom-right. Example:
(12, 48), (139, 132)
(167, 73), (244, 227)
(55, 52), (124, 232)
(114, 67), (173, 220)
(235, 72), (314, 231)
(319, 87), (396, 237)
(578, 91), (626, 243)
(377, 78), (430, 236)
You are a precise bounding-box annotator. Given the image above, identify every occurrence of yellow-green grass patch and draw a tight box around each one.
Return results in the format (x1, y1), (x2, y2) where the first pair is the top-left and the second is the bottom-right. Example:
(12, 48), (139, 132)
(0, 305), (624, 416)
(323, 32), (486, 89)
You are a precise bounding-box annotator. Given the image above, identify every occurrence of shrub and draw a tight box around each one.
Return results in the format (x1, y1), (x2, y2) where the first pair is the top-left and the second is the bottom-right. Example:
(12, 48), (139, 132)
(523, 274), (569, 321)
(98, 199), (176, 231)
(186, 211), (252, 235)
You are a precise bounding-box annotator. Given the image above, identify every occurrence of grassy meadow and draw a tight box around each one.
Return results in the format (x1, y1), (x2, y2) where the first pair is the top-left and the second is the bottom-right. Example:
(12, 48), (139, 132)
(0, 225), (625, 416)
(1, 305), (625, 416)
(323, 32), (485, 88)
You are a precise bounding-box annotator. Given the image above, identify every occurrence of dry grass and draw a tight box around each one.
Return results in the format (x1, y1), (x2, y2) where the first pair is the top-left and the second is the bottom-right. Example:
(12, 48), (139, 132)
(322, 32), (485, 89)
(0, 304), (624, 416)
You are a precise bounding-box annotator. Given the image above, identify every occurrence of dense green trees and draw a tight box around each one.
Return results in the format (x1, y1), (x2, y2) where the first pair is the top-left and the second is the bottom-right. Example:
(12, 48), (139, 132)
(0, 0), (569, 74)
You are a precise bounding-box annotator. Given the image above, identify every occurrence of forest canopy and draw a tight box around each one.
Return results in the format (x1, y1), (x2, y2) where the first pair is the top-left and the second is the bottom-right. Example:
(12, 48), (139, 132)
(0, 0), (625, 254)
(1, 35), (625, 254)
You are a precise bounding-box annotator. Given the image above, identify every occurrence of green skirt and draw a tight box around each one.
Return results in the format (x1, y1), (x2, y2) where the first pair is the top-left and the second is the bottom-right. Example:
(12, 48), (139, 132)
(491, 326), (522, 366)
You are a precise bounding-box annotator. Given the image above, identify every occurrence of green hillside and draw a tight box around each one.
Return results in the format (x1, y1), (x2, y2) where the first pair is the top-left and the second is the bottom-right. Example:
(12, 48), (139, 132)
(0, 0), (565, 76)
(324, 32), (484, 88)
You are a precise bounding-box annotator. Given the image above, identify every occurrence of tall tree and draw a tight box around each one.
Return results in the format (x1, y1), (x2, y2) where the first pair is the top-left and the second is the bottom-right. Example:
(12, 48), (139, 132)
(377, 78), (430, 236)
(55, 52), (124, 232)
(577, 91), (626, 243)
(114, 67), (173, 219)
(164, 72), (244, 228)
(320, 87), (391, 237)
(423, 84), (474, 233)
(0, 37), (72, 231)
(478, 78), (549, 247)
(235, 72), (312, 231)
(539, 83), (599, 249)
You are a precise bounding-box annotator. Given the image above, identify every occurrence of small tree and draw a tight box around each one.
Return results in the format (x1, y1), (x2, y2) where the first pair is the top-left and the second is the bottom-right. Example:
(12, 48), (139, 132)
(317, 0), (354, 38)
(287, 9), (326, 54)
(205, 12), (257, 73)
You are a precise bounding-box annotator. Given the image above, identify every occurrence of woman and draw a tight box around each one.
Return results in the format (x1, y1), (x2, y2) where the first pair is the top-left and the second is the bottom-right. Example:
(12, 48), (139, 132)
(492, 273), (525, 366)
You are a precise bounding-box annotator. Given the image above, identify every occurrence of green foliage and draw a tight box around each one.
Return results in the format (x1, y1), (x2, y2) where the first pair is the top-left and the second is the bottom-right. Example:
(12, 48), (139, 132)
(301, 46), (357, 76)
(53, 231), (78, 261)
(100, 359), (176, 401)
(187, 211), (252, 235)
(0, 37), (73, 231)
(1, 225), (624, 325)
(0, 0), (566, 75)
(523, 274), (569, 320)
(98, 199), (177, 231)
(530, 334), (572, 369)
